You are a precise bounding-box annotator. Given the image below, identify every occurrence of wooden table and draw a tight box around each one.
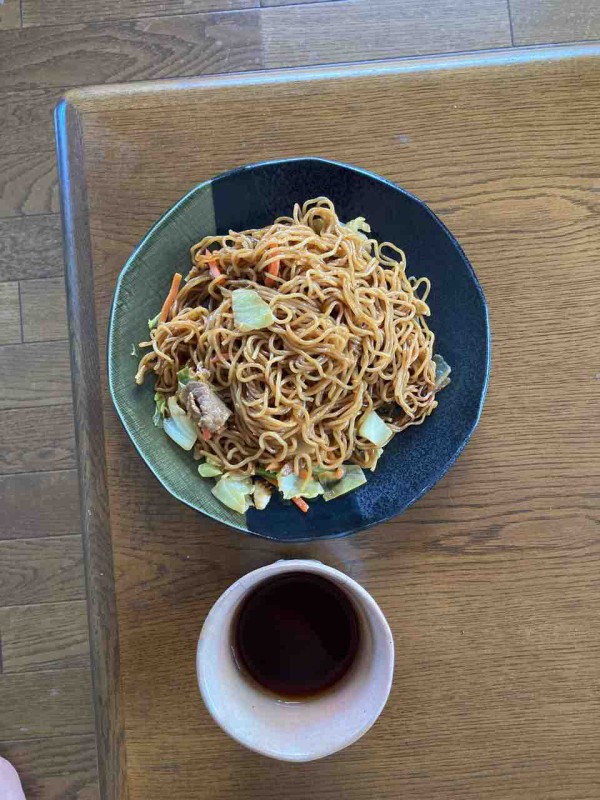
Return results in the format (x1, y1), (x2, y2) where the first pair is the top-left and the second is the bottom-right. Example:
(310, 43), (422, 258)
(56, 45), (600, 800)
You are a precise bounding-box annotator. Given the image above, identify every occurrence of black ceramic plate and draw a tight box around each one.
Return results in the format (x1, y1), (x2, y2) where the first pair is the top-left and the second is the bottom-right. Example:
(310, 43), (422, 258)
(108, 158), (490, 541)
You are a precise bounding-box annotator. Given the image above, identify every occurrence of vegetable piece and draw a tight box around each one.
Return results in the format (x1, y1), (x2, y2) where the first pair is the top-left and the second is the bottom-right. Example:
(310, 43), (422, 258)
(177, 366), (193, 387)
(212, 473), (253, 514)
(232, 288), (275, 332)
(148, 312), (160, 330)
(206, 250), (224, 281)
(130, 343), (138, 357)
(433, 354), (452, 390)
(317, 467), (345, 487)
(253, 481), (272, 511)
(163, 414), (197, 451)
(256, 467), (278, 480)
(153, 392), (166, 428)
(198, 462), (223, 478)
(322, 465), (367, 501)
(278, 472), (323, 501)
(292, 496), (309, 513)
(359, 410), (393, 447)
(201, 428), (212, 441)
(167, 396), (185, 417)
(158, 272), (182, 324)
(346, 217), (372, 236)
(265, 243), (280, 287)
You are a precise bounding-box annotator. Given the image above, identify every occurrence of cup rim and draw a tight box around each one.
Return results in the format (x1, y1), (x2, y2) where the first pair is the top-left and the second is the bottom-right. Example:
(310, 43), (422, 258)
(196, 559), (394, 761)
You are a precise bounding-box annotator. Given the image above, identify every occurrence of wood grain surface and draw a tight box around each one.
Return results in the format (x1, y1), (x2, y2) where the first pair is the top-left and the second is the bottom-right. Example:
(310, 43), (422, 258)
(0, 0), (20, 30)
(21, 277), (68, 342)
(261, 0), (511, 68)
(0, 282), (21, 344)
(510, 0), (600, 44)
(0, 601), (90, 673)
(0, 214), (64, 281)
(0, 668), (95, 740)
(60, 46), (600, 800)
(0, 87), (65, 155)
(0, 536), (85, 605)
(22, 0), (258, 27)
(0, 735), (99, 800)
(0, 471), (80, 538)
(0, 406), (76, 475)
(0, 341), (72, 410)
(0, 152), (58, 217)
(0, 11), (262, 91)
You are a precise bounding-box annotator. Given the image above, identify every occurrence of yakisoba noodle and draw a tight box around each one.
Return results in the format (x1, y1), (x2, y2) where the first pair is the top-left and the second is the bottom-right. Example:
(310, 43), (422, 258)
(135, 198), (449, 512)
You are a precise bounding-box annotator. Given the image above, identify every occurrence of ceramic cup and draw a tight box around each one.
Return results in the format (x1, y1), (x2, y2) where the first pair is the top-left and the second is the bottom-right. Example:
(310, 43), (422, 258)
(196, 559), (394, 762)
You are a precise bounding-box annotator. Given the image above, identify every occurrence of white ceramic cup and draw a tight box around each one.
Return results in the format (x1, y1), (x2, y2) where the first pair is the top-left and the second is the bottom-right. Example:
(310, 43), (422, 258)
(196, 559), (394, 762)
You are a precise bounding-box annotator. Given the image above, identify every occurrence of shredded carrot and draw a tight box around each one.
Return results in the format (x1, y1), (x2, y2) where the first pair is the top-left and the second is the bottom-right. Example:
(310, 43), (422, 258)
(265, 243), (280, 287)
(202, 428), (212, 441)
(206, 249), (223, 281)
(333, 467), (345, 480)
(299, 469), (309, 481)
(158, 272), (182, 323)
(292, 496), (309, 513)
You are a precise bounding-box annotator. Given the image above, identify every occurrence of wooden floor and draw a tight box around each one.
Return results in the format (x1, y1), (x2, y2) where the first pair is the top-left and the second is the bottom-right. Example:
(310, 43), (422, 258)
(0, 0), (598, 797)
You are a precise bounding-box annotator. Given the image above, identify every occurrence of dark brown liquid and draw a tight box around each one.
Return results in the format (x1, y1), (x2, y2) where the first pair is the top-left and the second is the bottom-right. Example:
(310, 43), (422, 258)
(233, 572), (360, 699)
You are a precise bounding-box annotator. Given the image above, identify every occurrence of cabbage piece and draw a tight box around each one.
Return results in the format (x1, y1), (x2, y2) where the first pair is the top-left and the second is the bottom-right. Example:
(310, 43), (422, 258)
(346, 217), (372, 236)
(433, 354), (452, 390)
(322, 466), (367, 501)
(148, 312), (160, 330)
(198, 462), (223, 478)
(359, 410), (393, 446)
(177, 366), (194, 387)
(278, 472), (323, 501)
(212, 473), (253, 514)
(253, 481), (272, 511)
(163, 414), (197, 450)
(131, 343), (138, 357)
(153, 392), (166, 428)
(232, 289), (275, 332)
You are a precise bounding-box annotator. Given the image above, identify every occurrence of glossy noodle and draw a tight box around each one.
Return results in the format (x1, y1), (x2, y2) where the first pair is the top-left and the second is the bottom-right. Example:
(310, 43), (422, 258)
(135, 198), (448, 510)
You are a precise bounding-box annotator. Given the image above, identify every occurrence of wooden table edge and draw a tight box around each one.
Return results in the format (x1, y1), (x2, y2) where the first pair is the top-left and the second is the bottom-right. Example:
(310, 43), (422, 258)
(54, 42), (600, 800)
(63, 42), (600, 110)
(54, 98), (129, 800)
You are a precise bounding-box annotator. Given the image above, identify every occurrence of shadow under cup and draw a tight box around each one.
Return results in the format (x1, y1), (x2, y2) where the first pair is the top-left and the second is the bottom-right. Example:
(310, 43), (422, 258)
(196, 560), (395, 762)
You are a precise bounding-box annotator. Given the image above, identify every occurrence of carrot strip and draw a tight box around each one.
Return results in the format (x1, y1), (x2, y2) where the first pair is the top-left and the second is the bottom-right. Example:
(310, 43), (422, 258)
(202, 428), (212, 441)
(292, 496), (309, 513)
(299, 469), (309, 481)
(206, 249), (223, 280)
(158, 272), (182, 323)
(265, 243), (280, 287)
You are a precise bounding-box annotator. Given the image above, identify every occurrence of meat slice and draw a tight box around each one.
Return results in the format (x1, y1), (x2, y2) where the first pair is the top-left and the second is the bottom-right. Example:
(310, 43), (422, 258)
(181, 380), (231, 433)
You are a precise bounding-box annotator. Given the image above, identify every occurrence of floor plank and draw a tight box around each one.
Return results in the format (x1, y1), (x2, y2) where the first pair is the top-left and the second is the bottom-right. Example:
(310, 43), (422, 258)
(0, 282), (22, 345)
(0, 0), (21, 30)
(0, 151), (58, 217)
(0, 668), (94, 740)
(261, 0), (337, 6)
(0, 340), (72, 410)
(0, 471), (80, 540)
(0, 406), (76, 475)
(21, 277), (68, 342)
(0, 215), (64, 282)
(23, 0), (257, 27)
(0, 536), (85, 605)
(0, 87), (65, 156)
(0, 735), (99, 800)
(0, 10), (262, 91)
(510, 0), (600, 44)
(0, 601), (89, 673)
(261, 0), (511, 69)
